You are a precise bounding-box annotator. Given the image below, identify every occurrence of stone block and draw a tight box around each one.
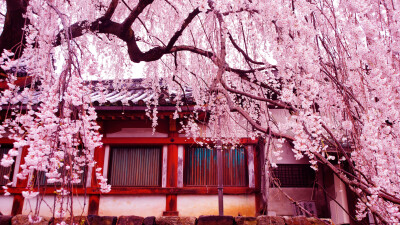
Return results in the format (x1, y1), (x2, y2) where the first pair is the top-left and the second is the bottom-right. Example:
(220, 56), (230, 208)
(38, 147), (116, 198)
(235, 216), (257, 225)
(257, 216), (285, 225)
(117, 216), (144, 225)
(156, 216), (196, 225)
(306, 218), (332, 225)
(143, 216), (156, 225)
(0, 216), (12, 225)
(49, 216), (87, 225)
(11, 215), (50, 225)
(87, 215), (117, 225)
(197, 216), (234, 225)
(284, 216), (312, 225)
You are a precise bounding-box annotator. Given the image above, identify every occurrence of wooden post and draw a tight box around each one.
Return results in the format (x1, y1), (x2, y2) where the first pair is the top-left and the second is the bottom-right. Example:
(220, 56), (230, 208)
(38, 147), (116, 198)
(88, 145), (105, 215)
(11, 194), (24, 216)
(88, 195), (100, 215)
(163, 117), (179, 216)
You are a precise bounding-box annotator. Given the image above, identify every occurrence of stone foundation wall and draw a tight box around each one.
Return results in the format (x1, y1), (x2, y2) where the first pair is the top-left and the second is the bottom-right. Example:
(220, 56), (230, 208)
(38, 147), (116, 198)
(0, 215), (334, 225)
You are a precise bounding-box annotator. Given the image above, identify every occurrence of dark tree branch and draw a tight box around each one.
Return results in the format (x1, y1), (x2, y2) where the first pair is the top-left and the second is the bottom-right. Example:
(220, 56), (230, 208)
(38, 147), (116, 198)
(221, 8), (259, 16)
(169, 45), (280, 94)
(165, 8), (200, 51)
(164, 0), (179, 14)
(220, 80), (294, 110)
(122, 0), (154, 31)
(214, 86), (294, 140)
(53, 6), (200, 63)
(104, 0), (119, 20)
(228, 32), (264, 65)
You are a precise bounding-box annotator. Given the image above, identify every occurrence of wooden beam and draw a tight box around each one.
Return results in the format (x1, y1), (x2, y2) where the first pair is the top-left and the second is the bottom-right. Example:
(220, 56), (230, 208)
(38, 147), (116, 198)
(102, 137), (258, 145)
(0, 138), (14, 144)
(4, 187), (257, 195)
(0, 77), (32, 90)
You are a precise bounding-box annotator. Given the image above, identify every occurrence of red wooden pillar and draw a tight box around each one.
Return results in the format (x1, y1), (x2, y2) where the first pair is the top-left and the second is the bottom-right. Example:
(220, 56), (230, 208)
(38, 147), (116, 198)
(12, 146), (28, 216)
(88, 145), (105, 215)
(11, 194), (24, 216)
(163, 118), (179, 216)
(16, 147), (28, 187)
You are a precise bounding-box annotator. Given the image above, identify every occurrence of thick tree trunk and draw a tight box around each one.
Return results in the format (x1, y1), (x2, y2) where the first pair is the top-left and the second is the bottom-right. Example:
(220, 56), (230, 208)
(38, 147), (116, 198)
(0, 0), (29, 58)
(258, 138), (269, 215)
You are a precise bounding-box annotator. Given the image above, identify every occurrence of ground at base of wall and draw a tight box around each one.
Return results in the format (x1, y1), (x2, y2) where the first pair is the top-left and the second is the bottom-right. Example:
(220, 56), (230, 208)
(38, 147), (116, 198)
(2, 215), (334, 225)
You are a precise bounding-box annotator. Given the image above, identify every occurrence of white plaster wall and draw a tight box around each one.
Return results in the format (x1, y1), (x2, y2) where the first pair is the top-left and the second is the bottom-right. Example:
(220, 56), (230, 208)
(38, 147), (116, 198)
(22, 195), (88, 217)
(0, 196), (14, 215)
(269, 139), (309, 164)
(269, 109), (292, 124)
(99, 195), (166, 217)
(330, 175), (350, 225)
(106, 128), (168, 138)
(178, 195), (255, 217)
(268, 188), (314, 216)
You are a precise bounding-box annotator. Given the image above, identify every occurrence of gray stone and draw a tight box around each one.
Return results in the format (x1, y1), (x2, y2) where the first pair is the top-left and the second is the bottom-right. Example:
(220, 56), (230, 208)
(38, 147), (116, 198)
(156, 216), (195, 225)
(284, 216), (312, 225)
(11, 215), (50, 225)
(49, 216), (87, 225)
(87, 215), (117, 225)
(0, 216), (12, 225)
(306, 218), (332, 225)
(235, 216), (257, 225)
(117, 216), (144, 225)
(197, 216), (234, 225)
(257, 216), (285, 225)
(143, 216), (156, 225)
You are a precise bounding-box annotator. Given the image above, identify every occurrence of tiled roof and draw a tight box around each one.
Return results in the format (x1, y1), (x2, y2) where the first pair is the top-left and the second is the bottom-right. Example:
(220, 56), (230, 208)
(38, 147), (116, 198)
(3, 79), (195, 108)
(89, 79), (194, 106)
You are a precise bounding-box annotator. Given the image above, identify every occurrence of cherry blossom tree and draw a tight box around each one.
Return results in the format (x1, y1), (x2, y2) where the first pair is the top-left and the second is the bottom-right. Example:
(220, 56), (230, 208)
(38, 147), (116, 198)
(0, 0), (400, 223)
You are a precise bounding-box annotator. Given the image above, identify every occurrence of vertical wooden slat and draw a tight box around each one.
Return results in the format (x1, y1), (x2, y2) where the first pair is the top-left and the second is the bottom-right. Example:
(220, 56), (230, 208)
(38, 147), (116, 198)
(162, 145), (168, 187)
(0, 146), (12, 185)
(185, 147), (247, 186)
(177, 145), (184, 187)
(109, 146), (161, 186)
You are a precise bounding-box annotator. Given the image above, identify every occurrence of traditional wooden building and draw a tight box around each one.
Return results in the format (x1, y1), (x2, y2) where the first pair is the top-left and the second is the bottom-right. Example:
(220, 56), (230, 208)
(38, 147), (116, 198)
(0, 79), (355, 224)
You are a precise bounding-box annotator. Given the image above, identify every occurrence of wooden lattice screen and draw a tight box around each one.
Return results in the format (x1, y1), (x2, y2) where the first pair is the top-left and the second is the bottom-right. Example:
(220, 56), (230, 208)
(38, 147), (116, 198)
(185, 147), (247, 186)
(272, 164), (316, 187)
(0, 145), (12, 185)
(109, 146), (161, 186)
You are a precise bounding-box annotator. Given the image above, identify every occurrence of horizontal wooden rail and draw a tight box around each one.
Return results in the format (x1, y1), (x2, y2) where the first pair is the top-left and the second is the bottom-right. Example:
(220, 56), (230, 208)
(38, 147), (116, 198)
(102, 137), (258, 145)
(0, 137), (258, 145)
(3, 187), (258, 195)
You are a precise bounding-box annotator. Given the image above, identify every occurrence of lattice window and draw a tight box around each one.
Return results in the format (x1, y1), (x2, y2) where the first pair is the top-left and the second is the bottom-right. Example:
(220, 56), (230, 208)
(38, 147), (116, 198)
(35, 148), (88, 186)
(35, 167), (87, 187)
(0, 145), (13, 185)
(108, 146), (161, 186)
(271, 164), (316, 187)
(185, 147), (247, 186)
